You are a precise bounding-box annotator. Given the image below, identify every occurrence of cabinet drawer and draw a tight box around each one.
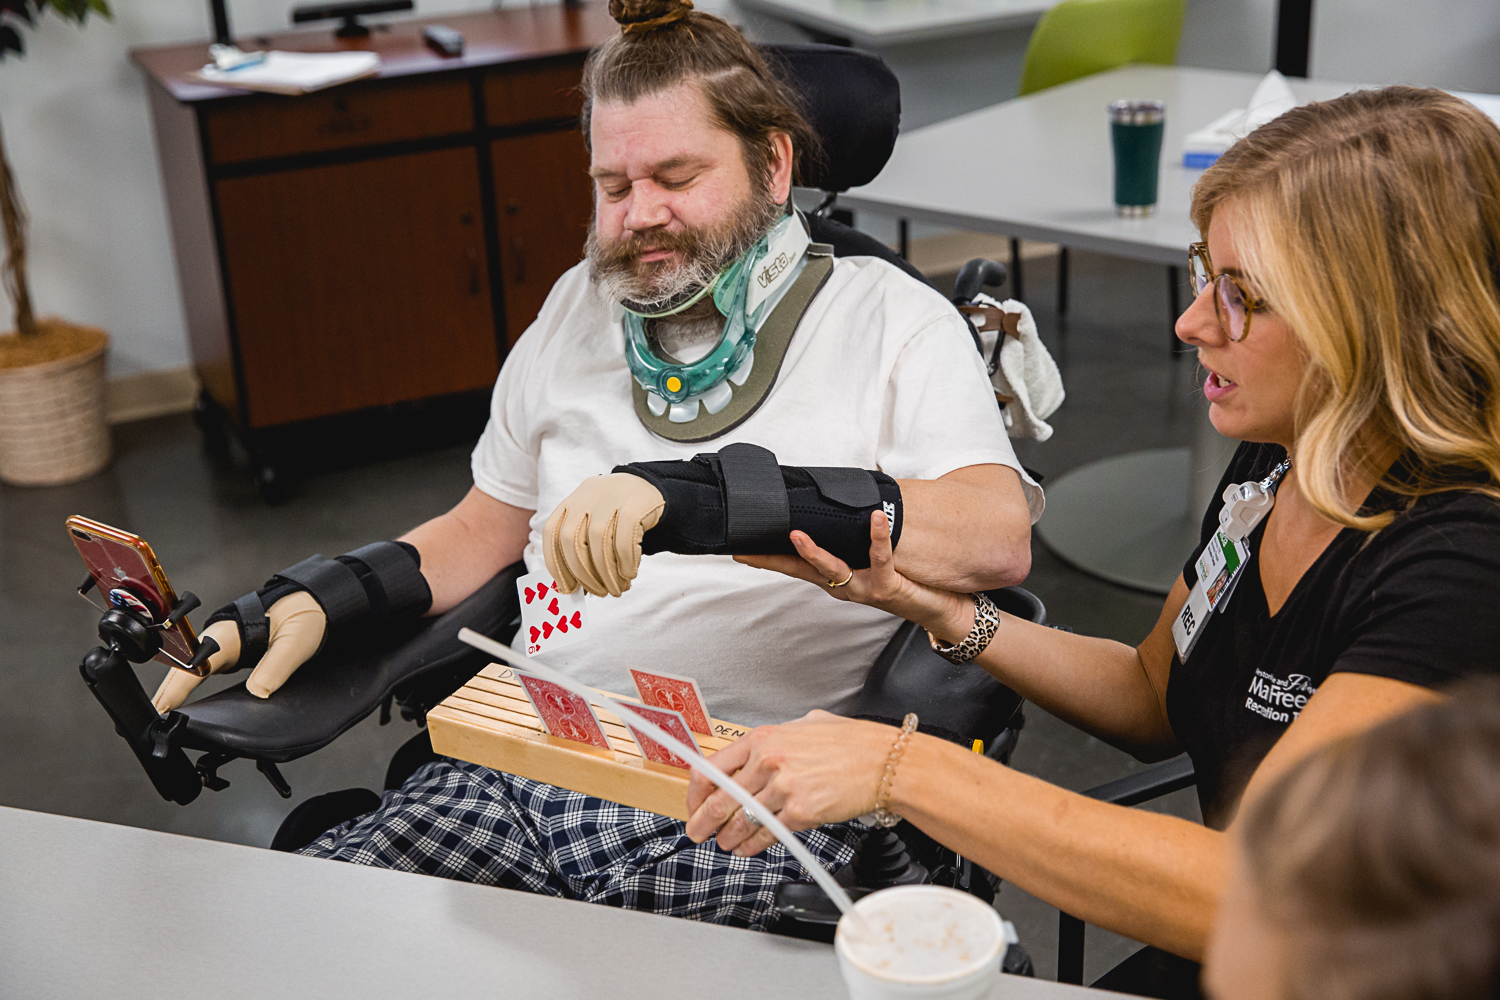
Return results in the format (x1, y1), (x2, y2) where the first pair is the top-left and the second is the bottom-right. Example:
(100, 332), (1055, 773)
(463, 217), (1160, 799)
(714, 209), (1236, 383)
(204, 76), (474, 165)
(485, 56), (585, 128)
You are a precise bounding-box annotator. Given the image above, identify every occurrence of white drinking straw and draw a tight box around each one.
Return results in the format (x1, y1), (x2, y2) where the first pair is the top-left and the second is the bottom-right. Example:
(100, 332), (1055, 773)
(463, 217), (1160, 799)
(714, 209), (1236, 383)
(456, 628), (874, 941)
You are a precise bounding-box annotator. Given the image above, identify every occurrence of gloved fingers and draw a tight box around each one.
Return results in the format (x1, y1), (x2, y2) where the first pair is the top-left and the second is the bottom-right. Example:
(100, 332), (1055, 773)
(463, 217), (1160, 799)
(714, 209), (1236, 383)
(150, 619), (242, 714)
(568, 511), (610, 597)
(245, 592), (326, 700)
(544, 504), (582, 594)
(200, 619), (244, 673)
(614, 497), (664, 588)
(151, 668), (205, 714)
(588, 509), (626, 598)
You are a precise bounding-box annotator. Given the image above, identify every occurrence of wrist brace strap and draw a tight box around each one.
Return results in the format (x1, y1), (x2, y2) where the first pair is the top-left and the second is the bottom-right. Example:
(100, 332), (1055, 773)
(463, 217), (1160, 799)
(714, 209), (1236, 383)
(617, 442), (902, 568)
(206, 541), (431, 671)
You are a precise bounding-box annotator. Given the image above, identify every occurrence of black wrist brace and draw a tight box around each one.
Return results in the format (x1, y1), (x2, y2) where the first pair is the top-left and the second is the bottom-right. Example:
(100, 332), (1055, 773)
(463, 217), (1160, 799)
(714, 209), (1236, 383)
(616, 442), (902, 569)
(205, 540), (431, 672)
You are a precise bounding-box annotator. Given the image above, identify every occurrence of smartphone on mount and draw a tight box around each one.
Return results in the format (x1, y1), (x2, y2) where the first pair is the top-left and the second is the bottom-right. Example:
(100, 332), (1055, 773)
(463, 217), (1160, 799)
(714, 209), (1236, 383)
(66, 515), (204, 674)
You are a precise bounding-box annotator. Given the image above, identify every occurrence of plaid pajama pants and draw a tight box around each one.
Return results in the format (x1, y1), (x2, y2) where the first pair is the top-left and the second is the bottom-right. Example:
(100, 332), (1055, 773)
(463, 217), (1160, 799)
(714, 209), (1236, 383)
(299, 759), (863, 929)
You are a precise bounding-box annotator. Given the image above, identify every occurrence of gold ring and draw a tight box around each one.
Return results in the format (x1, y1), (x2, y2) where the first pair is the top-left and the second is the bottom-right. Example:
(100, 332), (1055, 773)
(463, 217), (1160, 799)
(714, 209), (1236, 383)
(827, 569), (854, 588)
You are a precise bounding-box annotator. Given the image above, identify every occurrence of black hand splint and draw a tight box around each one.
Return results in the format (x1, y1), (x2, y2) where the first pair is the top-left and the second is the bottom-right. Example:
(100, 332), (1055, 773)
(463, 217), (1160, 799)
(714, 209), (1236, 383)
(205, 541), (432, 672)
(616, 442), (902, 568)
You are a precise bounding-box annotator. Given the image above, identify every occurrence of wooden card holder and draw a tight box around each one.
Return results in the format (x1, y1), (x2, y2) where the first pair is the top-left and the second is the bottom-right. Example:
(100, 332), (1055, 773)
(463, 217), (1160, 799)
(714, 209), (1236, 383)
(427, 663), (752, 821)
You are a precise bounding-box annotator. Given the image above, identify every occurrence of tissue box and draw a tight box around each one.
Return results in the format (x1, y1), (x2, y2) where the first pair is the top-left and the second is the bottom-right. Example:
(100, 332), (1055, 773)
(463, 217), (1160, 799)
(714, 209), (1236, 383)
(1182, 108), (1246, 169)
(427, 663), (752, 820)
(1182, 70), (1298, 170)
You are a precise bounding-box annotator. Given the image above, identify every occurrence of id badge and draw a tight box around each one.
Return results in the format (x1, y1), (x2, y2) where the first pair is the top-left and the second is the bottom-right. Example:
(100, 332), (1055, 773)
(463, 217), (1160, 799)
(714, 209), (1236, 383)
(1171, 576), (1212, 662)
(1173, 529), (1252, 662)
(1194, 529), (1250, 612)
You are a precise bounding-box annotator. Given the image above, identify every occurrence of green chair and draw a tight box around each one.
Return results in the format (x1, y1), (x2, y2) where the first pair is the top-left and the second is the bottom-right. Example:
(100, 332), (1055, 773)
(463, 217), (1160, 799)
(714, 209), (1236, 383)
(1018, 0), (1185, 98)
(1011, 0), (1186, 332)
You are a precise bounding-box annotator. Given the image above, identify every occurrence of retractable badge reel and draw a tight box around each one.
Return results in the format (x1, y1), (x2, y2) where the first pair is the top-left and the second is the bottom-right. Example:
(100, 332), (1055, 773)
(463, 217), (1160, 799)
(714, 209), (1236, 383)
(1173, 458), (1292, 661)
(1220, 457), (1291, 541)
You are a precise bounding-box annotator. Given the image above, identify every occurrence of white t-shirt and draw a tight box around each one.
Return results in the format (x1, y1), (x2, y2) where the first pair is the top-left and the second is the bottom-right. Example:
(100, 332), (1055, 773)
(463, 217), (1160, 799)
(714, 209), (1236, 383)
(472, 256), (1042, 726)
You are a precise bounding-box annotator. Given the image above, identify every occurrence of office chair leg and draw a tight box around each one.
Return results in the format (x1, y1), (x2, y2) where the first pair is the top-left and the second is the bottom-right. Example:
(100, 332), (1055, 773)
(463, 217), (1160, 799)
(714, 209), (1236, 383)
(1058, 911), (1086, 984)
(1057, 246), (1069, 316)
(1010, 238), (1024, 301)
(1167, 264), (1182, 360)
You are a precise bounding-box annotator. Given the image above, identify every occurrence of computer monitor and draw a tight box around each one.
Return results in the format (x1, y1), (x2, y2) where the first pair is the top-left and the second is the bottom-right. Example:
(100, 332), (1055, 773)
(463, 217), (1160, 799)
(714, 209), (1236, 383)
(291, 0), (415, 39)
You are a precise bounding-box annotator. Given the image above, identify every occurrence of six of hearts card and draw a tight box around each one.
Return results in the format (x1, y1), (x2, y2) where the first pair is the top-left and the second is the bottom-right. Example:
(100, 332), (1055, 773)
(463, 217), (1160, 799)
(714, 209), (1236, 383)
(510, 569), (719, 769)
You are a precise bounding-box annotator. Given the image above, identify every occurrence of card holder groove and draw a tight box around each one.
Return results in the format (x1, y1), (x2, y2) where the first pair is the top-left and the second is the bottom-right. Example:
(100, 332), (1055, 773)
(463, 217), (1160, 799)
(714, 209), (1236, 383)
(427, 664), (749, 820)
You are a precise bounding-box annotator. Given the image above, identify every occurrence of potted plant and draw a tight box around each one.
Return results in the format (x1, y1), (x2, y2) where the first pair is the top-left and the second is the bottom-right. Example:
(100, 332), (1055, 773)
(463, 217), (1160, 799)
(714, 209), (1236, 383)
(0, 0), (113, 486)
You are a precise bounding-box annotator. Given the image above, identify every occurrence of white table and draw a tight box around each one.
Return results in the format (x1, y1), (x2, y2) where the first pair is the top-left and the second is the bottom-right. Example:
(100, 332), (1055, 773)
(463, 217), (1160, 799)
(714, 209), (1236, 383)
(0, 806), (1115, 999)
(732, 0), (1053, 48)
(843, 65), (1357, 591)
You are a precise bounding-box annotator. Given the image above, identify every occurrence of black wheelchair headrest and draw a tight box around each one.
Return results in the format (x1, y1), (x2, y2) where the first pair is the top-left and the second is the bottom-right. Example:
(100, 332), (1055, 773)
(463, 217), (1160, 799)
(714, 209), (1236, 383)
(762, 44), (901, 194)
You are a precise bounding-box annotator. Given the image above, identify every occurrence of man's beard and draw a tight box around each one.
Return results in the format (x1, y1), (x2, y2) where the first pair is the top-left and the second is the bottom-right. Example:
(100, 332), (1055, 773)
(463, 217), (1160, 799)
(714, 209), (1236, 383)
(587, 188), (783, 313)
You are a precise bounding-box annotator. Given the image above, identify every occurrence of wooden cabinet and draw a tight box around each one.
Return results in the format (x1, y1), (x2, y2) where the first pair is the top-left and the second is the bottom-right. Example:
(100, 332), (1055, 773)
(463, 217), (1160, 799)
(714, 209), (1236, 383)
(133, 5), (614, 478)
(492, 129), (594, 342)
(216, 148), (497, 427)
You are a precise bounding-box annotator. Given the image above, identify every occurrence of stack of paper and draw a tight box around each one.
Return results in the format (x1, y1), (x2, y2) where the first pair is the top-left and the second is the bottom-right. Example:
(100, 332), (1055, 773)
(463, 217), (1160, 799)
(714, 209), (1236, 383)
(1182, 70), (1298, 169)
(193, 50), (382, 95)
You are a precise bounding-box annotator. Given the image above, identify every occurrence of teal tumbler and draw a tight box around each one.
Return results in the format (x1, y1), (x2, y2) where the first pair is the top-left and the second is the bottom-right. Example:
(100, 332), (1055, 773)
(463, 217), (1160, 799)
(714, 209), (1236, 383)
(1109, 100), (1166, 217)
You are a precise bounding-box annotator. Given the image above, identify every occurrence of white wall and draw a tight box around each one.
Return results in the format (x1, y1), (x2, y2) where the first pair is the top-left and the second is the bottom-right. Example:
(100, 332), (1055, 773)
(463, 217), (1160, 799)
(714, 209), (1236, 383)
(1311, 0), (1500, 92)
(0, 0), (498, 378)
(2, 0), (1499, 380)
(1177, 0), (1500, 91)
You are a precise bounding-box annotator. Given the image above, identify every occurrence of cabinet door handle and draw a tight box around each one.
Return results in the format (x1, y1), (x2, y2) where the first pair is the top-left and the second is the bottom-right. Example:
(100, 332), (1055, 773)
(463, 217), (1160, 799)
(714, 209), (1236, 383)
(466, 248), (480, 295)
(511, 237), (526, 284)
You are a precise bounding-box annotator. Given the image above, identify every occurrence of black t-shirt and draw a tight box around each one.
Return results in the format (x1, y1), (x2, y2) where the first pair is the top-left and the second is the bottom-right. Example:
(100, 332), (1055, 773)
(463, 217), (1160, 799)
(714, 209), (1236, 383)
(1165, 442), (1500, 829)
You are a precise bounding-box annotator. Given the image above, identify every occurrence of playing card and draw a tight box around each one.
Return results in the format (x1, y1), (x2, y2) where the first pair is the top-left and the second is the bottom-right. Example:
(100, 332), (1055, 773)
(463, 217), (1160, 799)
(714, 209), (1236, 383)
(514, 670), (612, 751)
(619, 703), (702, 769)
(629, 668), (713, 735)
(517, 569), (589, 657)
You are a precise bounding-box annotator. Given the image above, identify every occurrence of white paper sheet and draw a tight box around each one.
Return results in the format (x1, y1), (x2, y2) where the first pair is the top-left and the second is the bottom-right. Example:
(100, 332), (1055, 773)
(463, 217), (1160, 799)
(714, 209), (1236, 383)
(194, 50), (381, 95)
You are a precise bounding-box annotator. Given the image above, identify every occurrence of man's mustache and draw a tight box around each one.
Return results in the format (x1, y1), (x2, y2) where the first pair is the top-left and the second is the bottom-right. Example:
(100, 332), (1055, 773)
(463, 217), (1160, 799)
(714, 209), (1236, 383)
(594, 228), (706, 270)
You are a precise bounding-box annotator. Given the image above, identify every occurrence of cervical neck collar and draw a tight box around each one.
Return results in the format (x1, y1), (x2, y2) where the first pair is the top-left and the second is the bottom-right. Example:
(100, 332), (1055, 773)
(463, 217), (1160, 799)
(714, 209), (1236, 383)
(622, 206), (811, 420)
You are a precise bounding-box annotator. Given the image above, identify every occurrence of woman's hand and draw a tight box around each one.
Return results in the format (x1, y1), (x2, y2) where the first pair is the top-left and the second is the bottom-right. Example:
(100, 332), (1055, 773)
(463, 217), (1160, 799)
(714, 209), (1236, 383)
(735, 512), (975, 643)
(685, 710), (897, 857)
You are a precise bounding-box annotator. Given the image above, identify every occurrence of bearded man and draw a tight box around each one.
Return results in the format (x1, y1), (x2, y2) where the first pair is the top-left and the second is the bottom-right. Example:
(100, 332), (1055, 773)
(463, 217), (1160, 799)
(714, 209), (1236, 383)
(151, 0), (1040, 927)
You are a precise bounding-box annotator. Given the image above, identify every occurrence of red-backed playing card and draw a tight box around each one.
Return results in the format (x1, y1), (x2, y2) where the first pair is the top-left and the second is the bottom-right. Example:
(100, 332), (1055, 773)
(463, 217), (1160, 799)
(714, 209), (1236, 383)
(629, 668), (713, 735)
(515, 670), (612, 751)
(620, 704), (702, 769)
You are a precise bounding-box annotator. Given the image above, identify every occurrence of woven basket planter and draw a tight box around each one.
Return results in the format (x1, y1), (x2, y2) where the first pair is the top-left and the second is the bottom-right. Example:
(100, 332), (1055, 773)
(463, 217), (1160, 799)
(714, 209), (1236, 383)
(0, 324), (110, 486)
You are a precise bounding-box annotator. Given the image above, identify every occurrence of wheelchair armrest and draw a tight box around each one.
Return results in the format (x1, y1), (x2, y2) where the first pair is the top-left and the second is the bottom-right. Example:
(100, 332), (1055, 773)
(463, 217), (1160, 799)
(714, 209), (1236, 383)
(170, 562), (525, 763)
(1080, 754), (1196, 807)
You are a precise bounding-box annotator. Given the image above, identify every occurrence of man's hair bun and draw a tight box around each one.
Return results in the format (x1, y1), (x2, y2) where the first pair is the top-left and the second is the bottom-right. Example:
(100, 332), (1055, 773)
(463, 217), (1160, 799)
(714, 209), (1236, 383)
(610, 0), (695, 34)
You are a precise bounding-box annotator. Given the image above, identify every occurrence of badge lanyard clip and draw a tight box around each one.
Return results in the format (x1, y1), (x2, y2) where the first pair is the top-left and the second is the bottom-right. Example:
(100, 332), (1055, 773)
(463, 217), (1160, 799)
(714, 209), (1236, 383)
(1219, 458), (1292, 542)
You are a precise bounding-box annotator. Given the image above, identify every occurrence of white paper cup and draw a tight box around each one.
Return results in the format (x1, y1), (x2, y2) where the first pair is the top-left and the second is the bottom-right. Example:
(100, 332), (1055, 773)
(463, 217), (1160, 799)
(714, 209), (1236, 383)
(834, 885), (1017, 1000)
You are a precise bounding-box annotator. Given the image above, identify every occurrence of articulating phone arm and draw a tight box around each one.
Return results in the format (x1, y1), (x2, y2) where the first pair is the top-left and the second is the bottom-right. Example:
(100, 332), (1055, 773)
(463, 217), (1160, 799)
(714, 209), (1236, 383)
(76, 583), (273, 805)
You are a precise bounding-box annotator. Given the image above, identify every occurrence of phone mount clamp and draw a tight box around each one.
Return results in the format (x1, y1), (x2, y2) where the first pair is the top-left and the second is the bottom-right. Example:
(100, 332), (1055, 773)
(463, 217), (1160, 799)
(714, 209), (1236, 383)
(77, 576), (292, 804)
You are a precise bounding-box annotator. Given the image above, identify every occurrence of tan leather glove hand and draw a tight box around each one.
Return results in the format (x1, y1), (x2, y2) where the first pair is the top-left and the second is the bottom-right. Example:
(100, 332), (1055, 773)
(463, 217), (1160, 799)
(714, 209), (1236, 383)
(544, 473), (666, 597)
(150, 591), (327, 713)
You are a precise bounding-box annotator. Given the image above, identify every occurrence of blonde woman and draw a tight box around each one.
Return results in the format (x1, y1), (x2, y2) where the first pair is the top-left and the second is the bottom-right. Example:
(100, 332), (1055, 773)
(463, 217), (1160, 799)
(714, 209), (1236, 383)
(684, 86), (1500, 979)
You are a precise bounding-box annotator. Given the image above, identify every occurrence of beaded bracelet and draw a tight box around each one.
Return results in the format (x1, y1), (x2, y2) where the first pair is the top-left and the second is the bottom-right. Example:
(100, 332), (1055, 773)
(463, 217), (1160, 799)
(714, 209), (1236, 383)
(866, 712), (919, 829)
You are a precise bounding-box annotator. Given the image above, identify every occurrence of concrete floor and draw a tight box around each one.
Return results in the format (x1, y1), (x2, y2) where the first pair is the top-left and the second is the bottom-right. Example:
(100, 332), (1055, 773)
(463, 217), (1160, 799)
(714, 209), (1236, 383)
(0, 247), (1206, 985)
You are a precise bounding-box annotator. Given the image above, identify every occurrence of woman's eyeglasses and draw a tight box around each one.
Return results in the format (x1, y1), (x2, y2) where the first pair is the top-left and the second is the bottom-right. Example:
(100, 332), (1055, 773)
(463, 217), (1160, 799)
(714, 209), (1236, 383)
(1188, 242), (1264, 342)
